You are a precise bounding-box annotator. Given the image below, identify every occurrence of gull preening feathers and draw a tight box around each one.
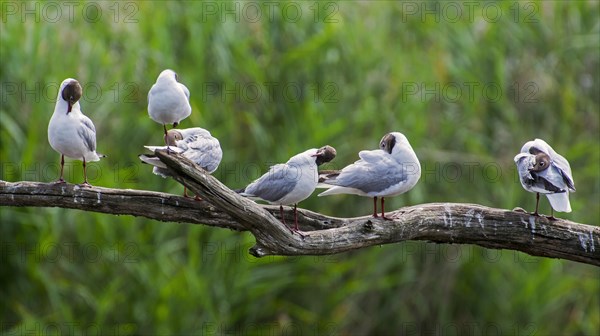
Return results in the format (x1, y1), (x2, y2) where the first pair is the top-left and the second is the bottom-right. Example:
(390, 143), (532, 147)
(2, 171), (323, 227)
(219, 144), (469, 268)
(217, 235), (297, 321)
(318, 132), (421, 219)
(139, 127), (222, 198)
(48, 78), (104, 186)
(239, 145), (337, 233)
(514, 138), (575, 218)
(148, 69), (192, 142)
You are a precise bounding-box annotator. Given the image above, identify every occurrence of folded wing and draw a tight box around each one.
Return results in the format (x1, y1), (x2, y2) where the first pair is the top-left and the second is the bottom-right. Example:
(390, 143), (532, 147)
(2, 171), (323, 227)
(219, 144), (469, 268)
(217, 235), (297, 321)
(242, 163), (298, 203)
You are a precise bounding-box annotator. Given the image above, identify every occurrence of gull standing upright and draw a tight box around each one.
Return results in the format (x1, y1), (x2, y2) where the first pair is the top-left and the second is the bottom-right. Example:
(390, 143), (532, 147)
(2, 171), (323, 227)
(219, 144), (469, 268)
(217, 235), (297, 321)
(514, 138), (575, 218)
(238, 146), (336, 233)
(148, 69), (192, 145)
(48, 78), (104, 186)
(139, 127), (223, 199)
(318, 132), (421, 219)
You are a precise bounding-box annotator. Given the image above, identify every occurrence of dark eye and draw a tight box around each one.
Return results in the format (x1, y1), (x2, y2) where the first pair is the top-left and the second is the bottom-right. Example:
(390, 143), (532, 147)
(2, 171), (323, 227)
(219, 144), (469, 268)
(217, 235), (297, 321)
(539, 162), (545, 166)
(381, 143), (386, 148)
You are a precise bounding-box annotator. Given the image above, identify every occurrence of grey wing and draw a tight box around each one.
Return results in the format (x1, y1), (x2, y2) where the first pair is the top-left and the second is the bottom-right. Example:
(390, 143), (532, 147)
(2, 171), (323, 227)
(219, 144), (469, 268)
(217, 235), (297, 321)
(357, 149), (386, 163)
(537, 165), (571, 193)
(182, 134), (223, 173)
(78, 116), (97, 152)
(514, 154), (535, 184)
(332, 157), (408, 193)
(179, 83), (190, 100)
(550, 153), (575, 191)
(243, 164), (297, 202)
(148, 83), (162, 104)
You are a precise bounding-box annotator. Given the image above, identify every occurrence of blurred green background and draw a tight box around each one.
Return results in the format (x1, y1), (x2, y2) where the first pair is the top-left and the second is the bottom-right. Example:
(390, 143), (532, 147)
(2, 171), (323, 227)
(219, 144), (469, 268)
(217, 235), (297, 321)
(1, 1), (599, 335)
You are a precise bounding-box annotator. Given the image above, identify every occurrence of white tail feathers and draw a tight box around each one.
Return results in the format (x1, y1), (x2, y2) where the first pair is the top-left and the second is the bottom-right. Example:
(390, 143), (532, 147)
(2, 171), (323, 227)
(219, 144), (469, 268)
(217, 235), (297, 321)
(138, 154), (167, 169)
(546, 192), (572, 213)
(318, 186), (364, 197)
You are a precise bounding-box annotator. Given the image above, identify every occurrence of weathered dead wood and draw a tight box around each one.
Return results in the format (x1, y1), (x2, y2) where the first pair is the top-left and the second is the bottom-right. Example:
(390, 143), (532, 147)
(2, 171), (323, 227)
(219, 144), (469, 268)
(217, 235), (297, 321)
(1, 150), (598, 266)
(0, 181), (341, 231)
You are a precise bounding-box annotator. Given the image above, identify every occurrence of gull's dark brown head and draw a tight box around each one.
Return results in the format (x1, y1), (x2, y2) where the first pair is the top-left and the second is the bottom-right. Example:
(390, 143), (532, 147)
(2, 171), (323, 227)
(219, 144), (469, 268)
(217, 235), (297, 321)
(528, 146), (544, 155)
(165, 129), (183, 147)
(314, 145), (337, 166)
(530, 152), (551, 172)
(379, 133), (396, 154)
(61, 80), (82, 113)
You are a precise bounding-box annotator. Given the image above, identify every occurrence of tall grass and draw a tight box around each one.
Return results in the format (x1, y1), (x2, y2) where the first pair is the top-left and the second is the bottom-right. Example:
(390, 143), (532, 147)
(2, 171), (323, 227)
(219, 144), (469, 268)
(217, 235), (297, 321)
(1, 1), (598, 334)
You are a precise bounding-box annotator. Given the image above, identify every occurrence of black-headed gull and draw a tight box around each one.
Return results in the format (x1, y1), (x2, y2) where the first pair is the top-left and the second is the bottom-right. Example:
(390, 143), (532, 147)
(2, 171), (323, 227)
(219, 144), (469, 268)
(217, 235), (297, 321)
(238, 145), (336, 233)
(48, 78), (104, 186)
(148, 69), (191, 145)
(139, 127), (222, 199)
(318, 132), (421, 220)
(514, 138), (575, 218)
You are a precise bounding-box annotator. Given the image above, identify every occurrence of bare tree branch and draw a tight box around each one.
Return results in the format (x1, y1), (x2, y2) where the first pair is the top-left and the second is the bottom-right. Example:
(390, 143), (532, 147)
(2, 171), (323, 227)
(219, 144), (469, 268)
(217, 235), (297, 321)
(0, 182), (341, 232)
(1, 150), (599, 266)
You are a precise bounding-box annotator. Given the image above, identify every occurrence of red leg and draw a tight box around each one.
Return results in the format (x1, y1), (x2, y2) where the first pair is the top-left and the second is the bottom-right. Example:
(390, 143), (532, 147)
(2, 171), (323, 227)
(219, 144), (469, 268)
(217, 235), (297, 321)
(163, 124), (172, 152)
(279, 204), (305, 236)
(280, 205), (286, 224)
(81, 158), (91, 187)
(372, 197), (378, 218)
(291, 204), (306, 236)
(547, 208), (556, 220)
(294, 204), (299, 231)
(56, 155), (66, 183)
(533, 193), (540, 216)
(381, 197), (392, 220)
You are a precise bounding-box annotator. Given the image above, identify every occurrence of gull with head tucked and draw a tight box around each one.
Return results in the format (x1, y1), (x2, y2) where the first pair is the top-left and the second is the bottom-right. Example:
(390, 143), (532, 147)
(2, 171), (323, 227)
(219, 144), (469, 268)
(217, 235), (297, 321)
(514, 138), (575, 219)
(139, 127), (223, 199)
(318, 132), (421, 220)
(48, 78), (104, 186)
